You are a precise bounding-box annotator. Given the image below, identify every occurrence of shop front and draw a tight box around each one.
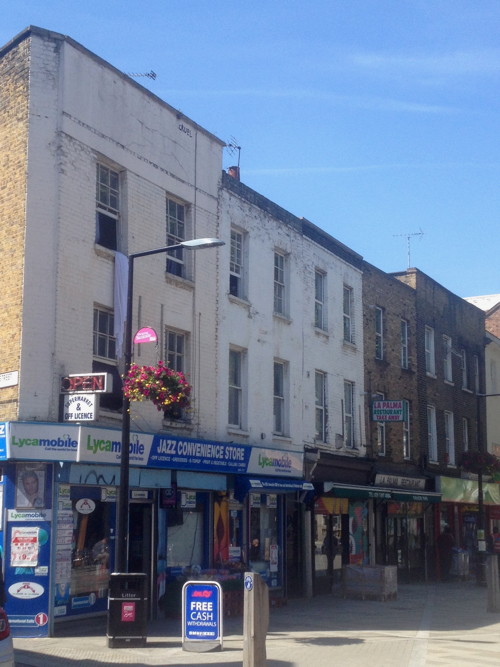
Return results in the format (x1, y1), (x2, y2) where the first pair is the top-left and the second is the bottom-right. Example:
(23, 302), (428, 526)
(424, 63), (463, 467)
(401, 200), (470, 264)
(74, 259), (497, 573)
(436, 475), (500, 580)
(316, 481), (440, 588)
(0, 421), (308, 636)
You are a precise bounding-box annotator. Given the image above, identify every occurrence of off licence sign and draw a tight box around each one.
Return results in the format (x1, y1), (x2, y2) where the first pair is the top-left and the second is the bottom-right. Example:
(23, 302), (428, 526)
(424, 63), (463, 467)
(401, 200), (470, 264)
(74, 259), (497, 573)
(372, 400), (404, 422)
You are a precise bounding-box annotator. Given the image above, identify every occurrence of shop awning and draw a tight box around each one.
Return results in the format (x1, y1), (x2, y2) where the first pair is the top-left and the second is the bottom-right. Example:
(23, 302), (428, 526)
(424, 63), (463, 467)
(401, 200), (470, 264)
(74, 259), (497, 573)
(235, 476), (314, 501)
(325, 482), (441, 504)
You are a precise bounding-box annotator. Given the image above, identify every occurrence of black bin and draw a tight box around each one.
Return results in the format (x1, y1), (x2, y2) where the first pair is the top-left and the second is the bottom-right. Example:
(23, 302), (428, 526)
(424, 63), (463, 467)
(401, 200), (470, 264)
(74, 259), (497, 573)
(107, 572), (148, 648)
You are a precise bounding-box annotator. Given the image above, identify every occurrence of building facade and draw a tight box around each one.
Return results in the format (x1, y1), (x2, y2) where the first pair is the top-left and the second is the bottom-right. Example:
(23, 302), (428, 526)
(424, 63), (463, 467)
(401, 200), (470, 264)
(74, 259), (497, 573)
(393, 269), (488, 578)
(219, 171), (366, 597)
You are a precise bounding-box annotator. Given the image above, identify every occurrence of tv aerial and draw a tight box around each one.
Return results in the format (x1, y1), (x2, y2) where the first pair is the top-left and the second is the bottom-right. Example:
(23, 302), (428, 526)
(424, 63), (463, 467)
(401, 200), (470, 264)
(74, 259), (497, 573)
(127, 70), (157, 80)
(226, 137), (241, 168)
(393, 228), (424, 268)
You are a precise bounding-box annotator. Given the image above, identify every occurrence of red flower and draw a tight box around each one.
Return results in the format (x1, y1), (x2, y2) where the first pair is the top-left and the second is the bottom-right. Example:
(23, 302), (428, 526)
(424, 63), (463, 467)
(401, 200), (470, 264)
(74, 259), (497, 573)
(123, 361), (191, 412)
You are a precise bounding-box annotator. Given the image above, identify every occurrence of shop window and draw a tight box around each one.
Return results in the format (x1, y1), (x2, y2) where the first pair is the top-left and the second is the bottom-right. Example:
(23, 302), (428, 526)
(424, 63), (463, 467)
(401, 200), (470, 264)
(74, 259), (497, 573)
(58, 486), (112, 613)
(165, 497), (204, 568)
(249, 494), (281, 588)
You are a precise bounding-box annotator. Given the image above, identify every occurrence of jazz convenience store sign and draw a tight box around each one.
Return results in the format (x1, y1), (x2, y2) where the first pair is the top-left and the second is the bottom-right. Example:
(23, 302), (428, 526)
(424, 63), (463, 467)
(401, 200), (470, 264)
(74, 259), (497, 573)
(0, 422), (303, 477)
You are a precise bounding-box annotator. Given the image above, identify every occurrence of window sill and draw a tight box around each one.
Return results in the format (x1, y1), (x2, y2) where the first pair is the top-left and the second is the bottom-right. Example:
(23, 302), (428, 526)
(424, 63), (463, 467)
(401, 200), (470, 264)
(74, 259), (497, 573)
(228, 293), (250, 307)
(444, 380), (454, 387)
(227, 427), (250, 438)
(98, 408), (122, 422)
(462, 387), (473, 394)
(314, 326), (329, 338)
(426, 372), (437, 379)
(343, 340), (357, 350)
(162, 418), (194, 431)
(165, 273), (194, 291)
(273, 312), (292, 324)
(272, 434), (293, 445)
(94, 244), (116, 260)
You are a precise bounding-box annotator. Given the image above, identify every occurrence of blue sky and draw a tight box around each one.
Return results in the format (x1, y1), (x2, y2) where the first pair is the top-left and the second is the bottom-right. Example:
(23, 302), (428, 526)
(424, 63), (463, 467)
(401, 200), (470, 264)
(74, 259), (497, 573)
(2, 1), (499, 298)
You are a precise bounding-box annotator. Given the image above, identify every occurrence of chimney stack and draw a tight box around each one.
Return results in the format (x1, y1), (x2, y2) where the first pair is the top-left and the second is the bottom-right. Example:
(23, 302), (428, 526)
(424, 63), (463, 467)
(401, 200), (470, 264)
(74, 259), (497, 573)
(228, 166), (240, 181)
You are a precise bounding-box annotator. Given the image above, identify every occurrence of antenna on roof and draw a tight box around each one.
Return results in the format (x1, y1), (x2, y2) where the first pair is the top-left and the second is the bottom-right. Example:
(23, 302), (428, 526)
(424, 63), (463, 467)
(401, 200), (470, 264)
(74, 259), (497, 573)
(393, 229), (424, 268)
(127, 71), (157, 80)
(226, 137), (241, 168)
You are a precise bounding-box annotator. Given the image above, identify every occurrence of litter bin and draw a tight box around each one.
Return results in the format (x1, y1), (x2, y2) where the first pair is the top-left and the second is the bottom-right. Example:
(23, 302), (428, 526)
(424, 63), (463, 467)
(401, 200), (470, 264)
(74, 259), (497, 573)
(107, 572), (148, 648)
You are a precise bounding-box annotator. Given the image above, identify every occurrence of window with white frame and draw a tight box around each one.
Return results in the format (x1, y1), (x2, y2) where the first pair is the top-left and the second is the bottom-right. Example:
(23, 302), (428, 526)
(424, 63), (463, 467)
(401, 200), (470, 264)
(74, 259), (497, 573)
(273, 361), (288, 436)
(443, 335), (453, 382)
(403, 400), (411, 459)
(462, 417), (470, 452)
(491, 360), (498, 393)
(273, 251), (288, 316)
(400, 319), (409, 369)
(165, 329), (186, 373)
(343, 285), (354, 343)
(344, 380), (355, 448)
(375, 307), (384, 360)
(93, 306), (116, 360)
(461, 348), (468, 389)
(444, 411), (455, 465)
(164, 329), (188, 419)
(96, 163), (120, 250)
(473, 355), (480, 393)
(427, 405), (437, 462)
(228, 348), (245, 429)
(375, 392), (386, 455)
(314, 270), (327, 330)
(93, 306), (122, 410)
(166, 197), (187, 277)
(229, 229), (246, 298)
(315, 371), (327, 443)
(425, 326), (435, 375)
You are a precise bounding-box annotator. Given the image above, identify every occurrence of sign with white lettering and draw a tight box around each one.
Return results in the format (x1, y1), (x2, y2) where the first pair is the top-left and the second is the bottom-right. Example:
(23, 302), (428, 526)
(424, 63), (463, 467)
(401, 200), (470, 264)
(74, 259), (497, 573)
(182, 581), (222, 651)
(133, 327), (158, 344)
(372, 400), (404, 421)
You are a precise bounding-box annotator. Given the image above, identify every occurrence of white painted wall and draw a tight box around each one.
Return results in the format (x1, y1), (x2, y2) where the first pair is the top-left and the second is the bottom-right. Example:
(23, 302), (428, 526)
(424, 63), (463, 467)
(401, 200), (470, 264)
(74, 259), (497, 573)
(217, 184), (366, 456)
(19, 30), (224, 436)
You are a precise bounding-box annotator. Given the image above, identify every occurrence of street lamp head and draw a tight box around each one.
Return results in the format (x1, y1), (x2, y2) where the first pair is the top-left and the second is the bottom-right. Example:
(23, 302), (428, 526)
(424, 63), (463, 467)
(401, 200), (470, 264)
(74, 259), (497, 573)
(181, 238), (225, 249)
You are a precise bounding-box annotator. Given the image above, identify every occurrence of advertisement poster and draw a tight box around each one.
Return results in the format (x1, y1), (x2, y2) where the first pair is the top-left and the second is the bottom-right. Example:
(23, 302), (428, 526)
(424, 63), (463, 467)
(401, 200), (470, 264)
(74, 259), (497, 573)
(16, 464), (46, 509)
(10, 527), (39, 567)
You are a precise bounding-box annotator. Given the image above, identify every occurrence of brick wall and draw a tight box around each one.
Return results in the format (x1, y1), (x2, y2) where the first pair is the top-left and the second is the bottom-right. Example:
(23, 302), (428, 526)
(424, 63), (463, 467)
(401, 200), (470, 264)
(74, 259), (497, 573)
(0, 37), (30, 419)
(362, 262), (419, 466)
(393, 268), (486, 474)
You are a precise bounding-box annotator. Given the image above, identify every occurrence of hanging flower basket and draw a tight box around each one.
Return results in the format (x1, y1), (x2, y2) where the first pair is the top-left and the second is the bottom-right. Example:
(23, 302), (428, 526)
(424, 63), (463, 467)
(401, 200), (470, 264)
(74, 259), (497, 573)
(461, 450), (500, 476)
(123, 361), (191, 412)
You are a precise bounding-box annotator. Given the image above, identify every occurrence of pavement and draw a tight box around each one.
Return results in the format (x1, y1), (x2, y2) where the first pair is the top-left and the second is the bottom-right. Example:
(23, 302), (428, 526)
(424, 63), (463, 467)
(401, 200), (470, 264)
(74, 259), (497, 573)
(12, 579), (500, 666)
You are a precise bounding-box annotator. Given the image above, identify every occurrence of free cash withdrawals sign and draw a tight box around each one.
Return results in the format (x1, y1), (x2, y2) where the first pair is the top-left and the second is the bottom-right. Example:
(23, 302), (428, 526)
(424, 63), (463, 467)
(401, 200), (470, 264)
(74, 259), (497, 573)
(372, 400), (404, 422)
(182, 581), (222, 651)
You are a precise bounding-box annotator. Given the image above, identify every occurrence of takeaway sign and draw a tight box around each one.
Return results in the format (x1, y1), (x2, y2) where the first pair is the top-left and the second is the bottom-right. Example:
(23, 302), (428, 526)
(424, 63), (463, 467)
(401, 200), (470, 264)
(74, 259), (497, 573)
(372, 400), (404, 422)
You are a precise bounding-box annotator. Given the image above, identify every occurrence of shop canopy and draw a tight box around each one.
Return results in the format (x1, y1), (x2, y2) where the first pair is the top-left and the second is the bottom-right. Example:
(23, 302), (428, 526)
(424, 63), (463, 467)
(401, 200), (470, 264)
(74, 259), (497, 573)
(234, 476), (314, 501)
(324, 482), (441, 504)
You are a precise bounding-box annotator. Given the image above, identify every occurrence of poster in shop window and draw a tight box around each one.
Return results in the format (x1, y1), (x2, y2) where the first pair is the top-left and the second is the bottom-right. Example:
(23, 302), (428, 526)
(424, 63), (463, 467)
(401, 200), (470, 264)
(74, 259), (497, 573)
(11, 526), (40, 567)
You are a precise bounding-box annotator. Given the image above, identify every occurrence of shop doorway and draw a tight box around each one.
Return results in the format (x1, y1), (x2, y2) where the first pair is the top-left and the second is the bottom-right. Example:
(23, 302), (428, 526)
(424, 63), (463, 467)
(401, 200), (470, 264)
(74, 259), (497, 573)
(128, 501), (156, 617)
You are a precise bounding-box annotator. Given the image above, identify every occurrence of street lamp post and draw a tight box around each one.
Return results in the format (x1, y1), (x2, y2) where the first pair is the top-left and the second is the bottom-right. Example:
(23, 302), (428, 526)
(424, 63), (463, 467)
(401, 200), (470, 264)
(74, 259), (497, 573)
(115, 238), (224, 573)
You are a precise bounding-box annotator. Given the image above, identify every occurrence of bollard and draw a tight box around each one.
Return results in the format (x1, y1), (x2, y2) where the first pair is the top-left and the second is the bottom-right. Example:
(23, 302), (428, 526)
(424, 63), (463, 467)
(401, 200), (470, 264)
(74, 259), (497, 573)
(486, 554), (500, 612)
(243, 572), (269, 667)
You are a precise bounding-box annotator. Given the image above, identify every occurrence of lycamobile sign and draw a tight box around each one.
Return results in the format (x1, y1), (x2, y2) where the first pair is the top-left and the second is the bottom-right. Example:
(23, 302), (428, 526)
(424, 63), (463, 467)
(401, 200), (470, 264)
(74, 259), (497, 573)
(6, 424), (79, 461)
(258, 453), (293, 471)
